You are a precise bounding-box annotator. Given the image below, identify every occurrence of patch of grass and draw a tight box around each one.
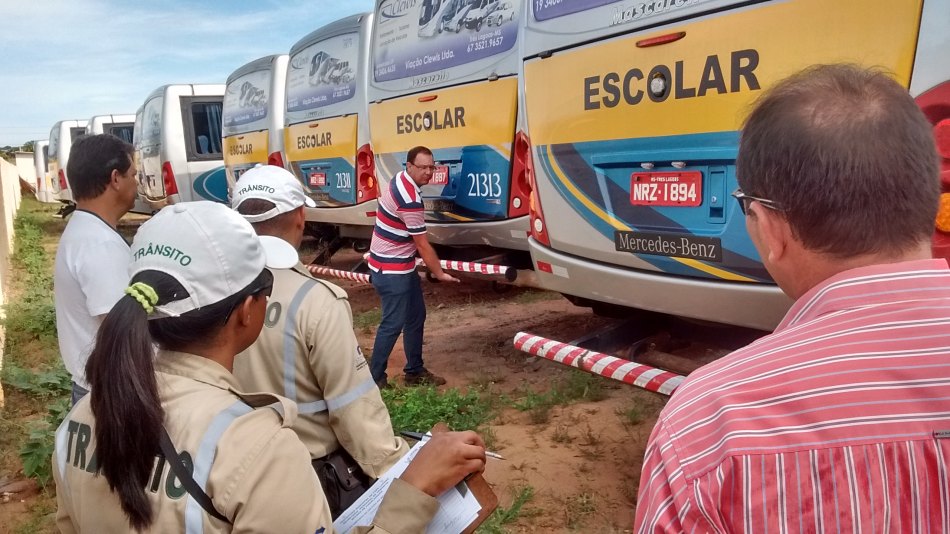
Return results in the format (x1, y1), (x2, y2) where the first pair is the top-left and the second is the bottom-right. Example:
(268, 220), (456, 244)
(616, 404), (647, 426)
(352, 308), (382, 333)
(559, 371), (609, 403)
(477, 485), (536, 534)
(12, 493), (57, 534)
(565, 491), (597, 529)
(512, 370), (610, 424)
(381, 385), (495, 433)
(18, 396), (70, 486)
(552, 424), (572, 444)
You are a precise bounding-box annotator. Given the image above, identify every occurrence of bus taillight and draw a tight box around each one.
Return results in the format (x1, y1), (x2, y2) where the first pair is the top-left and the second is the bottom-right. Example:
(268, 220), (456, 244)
(162, 161), (179, 197)
(519, 130), (550, 246)
(267, 151), (285, 169)
(509, 130), (532, 218)
(356, 143), (378, 204)
(58, 169), (68, 191)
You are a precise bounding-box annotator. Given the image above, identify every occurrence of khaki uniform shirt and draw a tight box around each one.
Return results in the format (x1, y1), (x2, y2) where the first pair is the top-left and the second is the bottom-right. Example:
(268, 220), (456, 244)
(233, 263), (408, 478)
(53, 350), (438, 533)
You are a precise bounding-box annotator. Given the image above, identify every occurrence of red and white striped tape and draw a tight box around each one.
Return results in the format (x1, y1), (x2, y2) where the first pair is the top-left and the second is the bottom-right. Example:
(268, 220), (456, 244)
(513, 332), (685, 396)
(308, 266), (372, 285)
(362, 253), (510, 276)
(432, 259), (509, 276)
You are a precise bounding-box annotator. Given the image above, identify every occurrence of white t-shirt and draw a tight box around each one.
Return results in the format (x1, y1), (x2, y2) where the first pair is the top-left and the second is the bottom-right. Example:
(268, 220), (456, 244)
(54, 210), (131, 390)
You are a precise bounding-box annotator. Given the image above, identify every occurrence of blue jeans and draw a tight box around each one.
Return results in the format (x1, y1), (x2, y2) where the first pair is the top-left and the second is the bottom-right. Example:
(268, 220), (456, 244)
(71, 382), (89, 406)
(370, 271), (426, 382)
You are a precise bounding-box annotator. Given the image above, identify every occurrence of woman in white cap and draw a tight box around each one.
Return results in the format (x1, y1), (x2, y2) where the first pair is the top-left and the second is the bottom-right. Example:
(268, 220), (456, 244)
(53, 201), (486, 533)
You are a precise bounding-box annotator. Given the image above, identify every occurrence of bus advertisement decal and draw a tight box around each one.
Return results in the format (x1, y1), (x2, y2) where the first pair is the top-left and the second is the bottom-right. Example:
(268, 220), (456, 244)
(287, 33), (359, 112)
(533, 0), (621, 22)
(374, 0), (520, 82)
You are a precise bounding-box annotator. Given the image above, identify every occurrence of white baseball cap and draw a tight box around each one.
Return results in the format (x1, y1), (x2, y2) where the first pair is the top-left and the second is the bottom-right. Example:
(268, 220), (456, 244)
(129, 201), (297, 318)
(231, 165), (316, 223)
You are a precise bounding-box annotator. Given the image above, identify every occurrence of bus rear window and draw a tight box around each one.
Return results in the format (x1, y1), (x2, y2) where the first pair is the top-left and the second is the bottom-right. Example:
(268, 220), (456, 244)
(109, 124), (134, 143)
(187, 101), (223, 158)
(69, 127), (86, 143)
(49, 128), (60, 154)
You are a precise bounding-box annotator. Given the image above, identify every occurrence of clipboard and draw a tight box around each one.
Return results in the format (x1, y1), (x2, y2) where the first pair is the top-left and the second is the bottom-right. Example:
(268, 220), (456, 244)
(429, 423), (499, 534)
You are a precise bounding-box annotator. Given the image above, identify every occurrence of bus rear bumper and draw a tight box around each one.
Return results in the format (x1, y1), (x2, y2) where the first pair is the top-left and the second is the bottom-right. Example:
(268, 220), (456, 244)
(528, 238), (792, 331)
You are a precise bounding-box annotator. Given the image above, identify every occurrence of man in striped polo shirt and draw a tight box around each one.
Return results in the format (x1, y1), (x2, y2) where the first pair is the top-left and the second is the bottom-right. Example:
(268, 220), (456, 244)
(635, 65), (950, 532)
(368, 146), (458, 388)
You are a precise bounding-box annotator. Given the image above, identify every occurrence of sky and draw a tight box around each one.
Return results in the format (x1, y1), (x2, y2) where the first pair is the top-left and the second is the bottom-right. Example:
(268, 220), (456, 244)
(0, 0), (374, 147)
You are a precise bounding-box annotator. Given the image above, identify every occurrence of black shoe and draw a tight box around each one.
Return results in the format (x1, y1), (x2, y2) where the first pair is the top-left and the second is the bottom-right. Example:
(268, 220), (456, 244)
(375, 377), (391, 390)
(404, 369), (446, 386)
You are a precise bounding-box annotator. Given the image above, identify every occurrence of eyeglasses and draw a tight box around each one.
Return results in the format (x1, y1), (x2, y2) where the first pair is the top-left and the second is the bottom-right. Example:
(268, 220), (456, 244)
(731, 188), (784, 216)
(408, 162), (436, 172)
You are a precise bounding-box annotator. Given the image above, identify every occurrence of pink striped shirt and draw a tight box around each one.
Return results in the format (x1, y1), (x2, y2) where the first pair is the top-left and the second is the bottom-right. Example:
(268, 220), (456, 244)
(635, 259), (950, 533)
(368, 171), (426, 274)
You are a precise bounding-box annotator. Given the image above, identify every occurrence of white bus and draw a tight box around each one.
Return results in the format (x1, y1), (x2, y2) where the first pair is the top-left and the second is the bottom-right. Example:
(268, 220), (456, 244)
(284, 13), (378, 256)
(368, 0), (530, 262)
(223, 54), (289, 189)
(519, 0), (950, 329)
(85, 114), (135, 142)
(33, 139), (55, 204)
(136, 84), (227, 209)
(48, 119), (88, 203)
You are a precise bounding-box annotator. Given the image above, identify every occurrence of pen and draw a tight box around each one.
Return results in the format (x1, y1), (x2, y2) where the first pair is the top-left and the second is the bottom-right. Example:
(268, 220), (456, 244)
(400, 430), (506, 460)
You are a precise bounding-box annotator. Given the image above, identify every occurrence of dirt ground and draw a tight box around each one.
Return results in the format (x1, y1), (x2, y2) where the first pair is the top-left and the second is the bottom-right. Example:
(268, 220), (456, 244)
(325, 249), (668, 532)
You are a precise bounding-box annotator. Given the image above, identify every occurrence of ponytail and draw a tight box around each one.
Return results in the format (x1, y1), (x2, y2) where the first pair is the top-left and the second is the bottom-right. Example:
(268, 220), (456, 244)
(84, 268), (274, 530)
(85, 279), (166, 531)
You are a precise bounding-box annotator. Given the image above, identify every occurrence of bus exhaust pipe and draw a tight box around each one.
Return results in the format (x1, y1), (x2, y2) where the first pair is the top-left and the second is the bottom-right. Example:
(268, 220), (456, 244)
(513, 332), (685, 396)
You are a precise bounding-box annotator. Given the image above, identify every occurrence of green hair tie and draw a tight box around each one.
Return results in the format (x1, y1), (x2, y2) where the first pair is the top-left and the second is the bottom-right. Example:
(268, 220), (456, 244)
(125, 282), (159, 314)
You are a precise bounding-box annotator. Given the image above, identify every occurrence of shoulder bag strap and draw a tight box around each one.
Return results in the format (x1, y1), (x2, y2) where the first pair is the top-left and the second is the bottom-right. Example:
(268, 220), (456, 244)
(159, 427), (232, 524)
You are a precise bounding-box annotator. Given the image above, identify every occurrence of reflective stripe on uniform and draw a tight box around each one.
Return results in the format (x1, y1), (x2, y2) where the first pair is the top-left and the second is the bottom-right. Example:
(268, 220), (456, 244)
(326, 376), (376, 412)
(297, 399), (329, 414)
(185, 400), (254, 534)
(280, 279), (375, 416)
(283, 279), (318, 401)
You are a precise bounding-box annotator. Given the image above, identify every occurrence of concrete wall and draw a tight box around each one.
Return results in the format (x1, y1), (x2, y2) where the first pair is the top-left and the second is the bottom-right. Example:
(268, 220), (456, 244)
(0, 157), (24, 406)
(15, 152), (37, 188)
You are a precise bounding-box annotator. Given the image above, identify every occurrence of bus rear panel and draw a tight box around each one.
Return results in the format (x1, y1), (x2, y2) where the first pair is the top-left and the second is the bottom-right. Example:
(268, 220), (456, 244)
(369, 0), (530, 252)
(223, 55), (289, 188)
(521, 0), (924, 329)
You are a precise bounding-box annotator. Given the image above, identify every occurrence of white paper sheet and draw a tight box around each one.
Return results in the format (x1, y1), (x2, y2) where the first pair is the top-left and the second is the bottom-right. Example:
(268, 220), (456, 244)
(333, 437), (482, 533)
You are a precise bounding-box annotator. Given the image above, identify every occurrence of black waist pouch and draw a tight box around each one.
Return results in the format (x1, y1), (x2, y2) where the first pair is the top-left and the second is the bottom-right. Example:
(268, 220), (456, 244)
(312, 448), (373, 519)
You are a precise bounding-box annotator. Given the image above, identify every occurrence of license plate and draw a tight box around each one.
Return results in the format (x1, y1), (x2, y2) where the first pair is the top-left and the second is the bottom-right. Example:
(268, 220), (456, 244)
(309, 172), (326, 187)
(630, 171), (702, 207)
(424, 199), (455, 212)
(430, 166), (450, 186)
